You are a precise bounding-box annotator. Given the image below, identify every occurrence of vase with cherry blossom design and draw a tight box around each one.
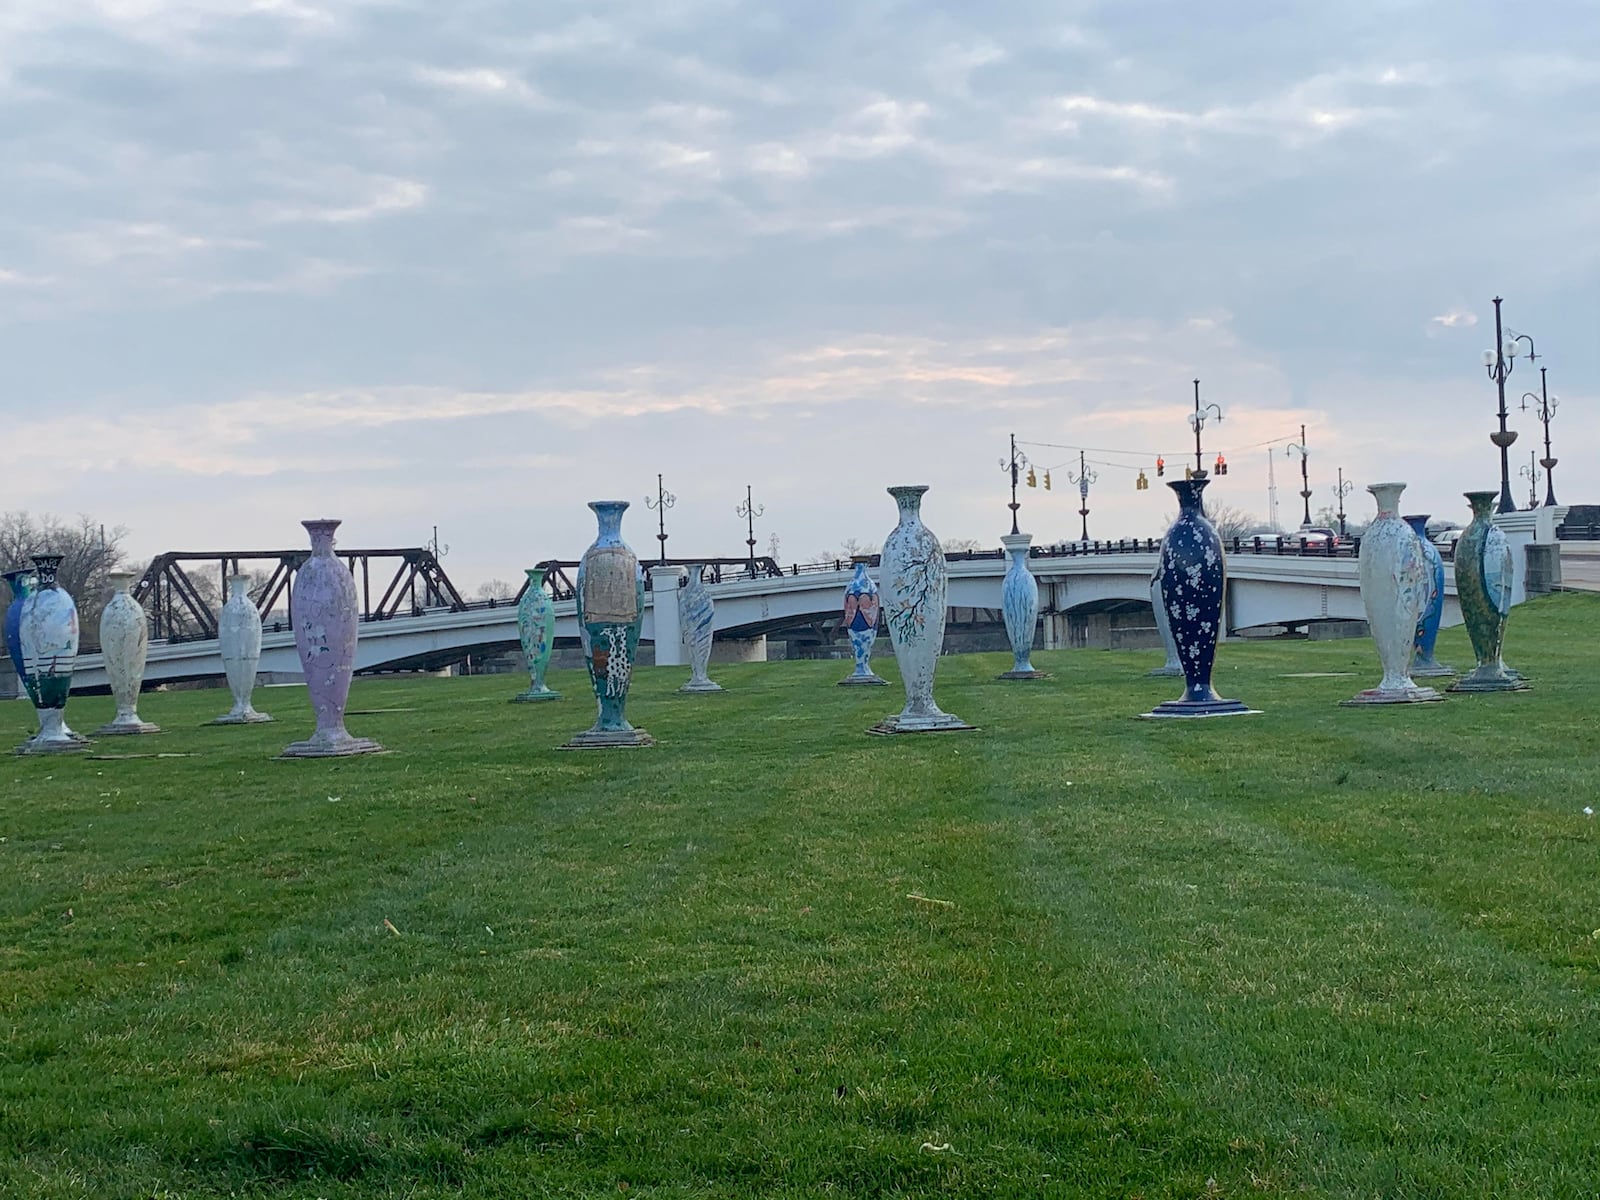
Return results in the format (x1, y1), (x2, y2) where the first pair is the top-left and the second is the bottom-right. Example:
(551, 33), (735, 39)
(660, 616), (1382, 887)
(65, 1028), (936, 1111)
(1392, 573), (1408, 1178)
(1344, 483), (1443, 705)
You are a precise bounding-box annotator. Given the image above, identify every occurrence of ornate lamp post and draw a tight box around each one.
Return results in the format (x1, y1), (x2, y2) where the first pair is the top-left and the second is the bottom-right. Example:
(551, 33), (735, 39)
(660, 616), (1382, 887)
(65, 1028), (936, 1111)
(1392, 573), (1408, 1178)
(1519, 365), (1559, 506)
(1334, 468), (1353, 537)
(736, 485), (764, 576)
(1483, 296), (1537, 514)
(998, 434), (1030, 535)
(1285, 426), (1312, 529)
(1187, 378), (1222, 478)
(1067, 450), (1098, 541)
(644, 473), (676, 565)
(1519, 452), (1541, 510)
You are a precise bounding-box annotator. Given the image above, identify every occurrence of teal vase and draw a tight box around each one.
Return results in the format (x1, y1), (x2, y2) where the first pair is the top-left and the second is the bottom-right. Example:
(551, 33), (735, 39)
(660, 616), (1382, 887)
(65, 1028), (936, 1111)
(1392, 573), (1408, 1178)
(562, 502), (653, 748)
(512, 567), (560, 702)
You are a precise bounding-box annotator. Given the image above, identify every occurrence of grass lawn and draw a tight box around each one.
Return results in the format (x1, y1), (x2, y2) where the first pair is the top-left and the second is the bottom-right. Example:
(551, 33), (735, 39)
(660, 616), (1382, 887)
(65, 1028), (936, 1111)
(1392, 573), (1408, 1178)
(3, 594), (1599, 1198)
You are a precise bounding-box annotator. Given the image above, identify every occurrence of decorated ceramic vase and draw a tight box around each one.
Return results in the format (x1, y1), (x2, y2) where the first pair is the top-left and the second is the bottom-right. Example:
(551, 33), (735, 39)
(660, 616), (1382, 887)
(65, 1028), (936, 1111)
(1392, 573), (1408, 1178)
(1143, 478), (1255, 718)
(1345, 483), (1442, 705)
(1449, 490), (1527, 692)
(280, 520), (384, 757)
(1148, 568), (1183, 677)
(837, 558), (887, 686)
(1402, 514), (1453, 677)
(679, 564), (723, 693)
(96, 572), (161, 734)
(563, 501), (652, 748)
(871, 485), (972, 734)
(512, 567), (560, 703)
(4, 568), (33, 695)
(212, 574), (272, 724)
(17, 554), (89, 753)
(998, 533), (1045, 679)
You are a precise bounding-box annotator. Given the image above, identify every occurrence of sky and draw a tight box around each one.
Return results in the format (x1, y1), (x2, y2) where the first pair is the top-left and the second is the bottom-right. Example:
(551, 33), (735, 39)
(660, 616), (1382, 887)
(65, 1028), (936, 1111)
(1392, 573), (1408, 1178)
(2, 0), (1598, 591)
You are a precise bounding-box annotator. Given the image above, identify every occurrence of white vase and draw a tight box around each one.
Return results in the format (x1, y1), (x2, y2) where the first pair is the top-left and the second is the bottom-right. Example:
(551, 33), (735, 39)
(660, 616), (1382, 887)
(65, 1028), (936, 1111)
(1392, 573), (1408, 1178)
(998, 533), (1045, 679)
(678, 564), (723, 693)
(96, 572), (160, 735)
(1346, 482), (1443, 705)
(212, 574), (273, 724)
(1148, 570), (1183, 677)
(16, 554), (88, 754)
(871, 485), (972, 734)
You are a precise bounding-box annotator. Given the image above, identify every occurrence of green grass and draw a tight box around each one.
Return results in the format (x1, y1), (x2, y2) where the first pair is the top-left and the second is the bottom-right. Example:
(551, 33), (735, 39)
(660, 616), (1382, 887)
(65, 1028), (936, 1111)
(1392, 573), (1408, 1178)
(3, 595), (1600, 1198)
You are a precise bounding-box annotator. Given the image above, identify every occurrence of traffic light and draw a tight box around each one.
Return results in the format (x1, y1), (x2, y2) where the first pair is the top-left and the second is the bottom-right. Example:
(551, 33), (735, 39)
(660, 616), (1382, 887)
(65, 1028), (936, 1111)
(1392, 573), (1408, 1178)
(1135, 470), (1149, 491)
(1215, 454), (1228, 476)
(1043, 470), (1052, 490)
(1155, 456), (1165, 477)
(1026, 466), (1038, 488)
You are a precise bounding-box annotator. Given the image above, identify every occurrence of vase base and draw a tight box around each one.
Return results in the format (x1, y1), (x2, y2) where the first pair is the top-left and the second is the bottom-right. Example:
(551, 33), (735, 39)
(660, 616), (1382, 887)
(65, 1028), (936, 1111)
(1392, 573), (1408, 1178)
(278, 733), (387, 758)
(510, 689), (562, 703)
(1147, 665), (1185, 677)
(1410, 661), (1455, 678)
(997, 669), (1049, 680)
(1447, 673), (1531, 693)
(209, 711), (275, 725)
(837, 673), (890, 687)
(868, 712), (977, 735)
(1141, 697), (1260, 719)
(559, 727), (655, 750)
(678, 680), (725, 693)
(1340, 686), (1445, 705)
(94, 721), (162, 735)
(15, 737), (92, 756)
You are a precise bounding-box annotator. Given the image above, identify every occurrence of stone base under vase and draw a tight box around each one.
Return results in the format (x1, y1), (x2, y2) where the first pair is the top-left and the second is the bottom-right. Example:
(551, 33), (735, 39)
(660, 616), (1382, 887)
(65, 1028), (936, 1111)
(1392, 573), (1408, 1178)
(510, 688), (562, 703)
(997, 669), (1049, 680)
(559, 727), (655, 750)
(209, 711), (275, 725)
(1147, 665), (1184, 678)
(1141, 697), (1260, 719)
(1448, 669), (1531, 693)
(1340, 685), (1445, 706)
(15, 736), (92, 756)
(838, 673), (890, 687)
(867, 711), (977, 735)
(279, 730), (387, 758)
(94, 720), (162, 736)
(1410, 661), (1455, 678)
(678, 679), (724, 694)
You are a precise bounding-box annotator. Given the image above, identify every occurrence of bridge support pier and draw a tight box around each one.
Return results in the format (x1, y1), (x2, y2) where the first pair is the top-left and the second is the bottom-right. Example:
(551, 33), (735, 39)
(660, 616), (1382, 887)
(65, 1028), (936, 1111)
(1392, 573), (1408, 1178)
(648, 566), (685, 666)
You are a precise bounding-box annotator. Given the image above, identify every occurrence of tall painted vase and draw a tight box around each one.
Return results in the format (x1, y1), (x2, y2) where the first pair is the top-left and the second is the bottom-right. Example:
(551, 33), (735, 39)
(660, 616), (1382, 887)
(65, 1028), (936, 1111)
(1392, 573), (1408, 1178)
(563, 501), (653, 748)
(1148, 569), (1183, 677)
(1402, 514), (1453, 677)
(212, 573), (273, 724)
(280, 520), (384, 757)
(511, 567), (560, 702)
(679, 564), (723, 693)
(1143, 478), (1255, 718)
(998, 533), (1045, 679)
(837, 558), (888, 686)
(1449, 490), (1527, 692)
(17, 554), (89, 753)
(96, 571), (162, 734)
(870, 485), (972, 734)
(1345, 483), (1442, 705)
(4, 568), (33, 696)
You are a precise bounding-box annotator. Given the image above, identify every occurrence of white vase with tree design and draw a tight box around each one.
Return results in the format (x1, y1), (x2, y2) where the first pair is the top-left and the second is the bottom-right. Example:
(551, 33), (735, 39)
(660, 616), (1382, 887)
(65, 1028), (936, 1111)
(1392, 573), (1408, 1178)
(1345, 482), (1443, 704)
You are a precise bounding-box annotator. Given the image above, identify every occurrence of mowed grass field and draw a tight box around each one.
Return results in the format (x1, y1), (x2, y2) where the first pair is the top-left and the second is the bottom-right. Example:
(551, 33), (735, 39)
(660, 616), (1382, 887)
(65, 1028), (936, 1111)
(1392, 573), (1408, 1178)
(4, 595), (1600, 1198)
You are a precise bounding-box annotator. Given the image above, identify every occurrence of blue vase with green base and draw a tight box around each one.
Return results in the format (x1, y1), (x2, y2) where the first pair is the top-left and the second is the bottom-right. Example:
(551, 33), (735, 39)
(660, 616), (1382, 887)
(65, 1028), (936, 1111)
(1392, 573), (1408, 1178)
(4, 568), (33, 691)
(561, 501), (653, 748)
(17, 554), (90, 754)
(511, 567), (561, 702)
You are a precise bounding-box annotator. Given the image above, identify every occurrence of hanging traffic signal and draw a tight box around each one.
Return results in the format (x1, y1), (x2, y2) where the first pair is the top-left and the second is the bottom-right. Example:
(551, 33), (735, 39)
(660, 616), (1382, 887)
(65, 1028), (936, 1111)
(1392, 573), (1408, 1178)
(1043, 470), (1052, 491)
(1155, 456), (1165, 477)
(1026, 466), (1038, 488)
(1215, 454), (1228, 476)
(1136, 470), (1149, 491)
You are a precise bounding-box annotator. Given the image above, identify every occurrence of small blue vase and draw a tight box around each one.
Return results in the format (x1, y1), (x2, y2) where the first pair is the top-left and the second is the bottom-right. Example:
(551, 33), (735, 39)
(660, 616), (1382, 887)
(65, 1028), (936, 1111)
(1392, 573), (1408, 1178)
(3, 568), (32, 690)
(837, 558), (888, 686)
(1403, 514), (1453, 677)
(1144, 478), (1256, 718)
(564, 501), (653, 747)
(998, 533), (1046, 678)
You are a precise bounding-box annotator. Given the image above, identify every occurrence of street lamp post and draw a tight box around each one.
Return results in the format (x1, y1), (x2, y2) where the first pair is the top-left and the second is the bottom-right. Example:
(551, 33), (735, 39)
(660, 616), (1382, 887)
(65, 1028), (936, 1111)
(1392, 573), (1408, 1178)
(1520, 452), (1541, 510)
(1285, 426), (1312, 529)
(1067, 450), (1098, 541)
(1519, 365), (1560, 506)
(644, 473), (676, 565)
(1334, 468), (1353, 537)
(736, 485), (764, 576)
(998, 433), (1030, 535)
(1187, 378), (1222, 478)
(1484, 296), (1536, 514)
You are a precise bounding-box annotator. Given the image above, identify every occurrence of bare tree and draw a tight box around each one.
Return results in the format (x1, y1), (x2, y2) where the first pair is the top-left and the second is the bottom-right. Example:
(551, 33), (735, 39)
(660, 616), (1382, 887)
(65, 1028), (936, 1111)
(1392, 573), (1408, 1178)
(475, 579), (517, 601)
(802, 536), (881, 567)
(941, 537), (989, 554)
(0, 512), (129, 631)
(1159, 503), (1259, 542)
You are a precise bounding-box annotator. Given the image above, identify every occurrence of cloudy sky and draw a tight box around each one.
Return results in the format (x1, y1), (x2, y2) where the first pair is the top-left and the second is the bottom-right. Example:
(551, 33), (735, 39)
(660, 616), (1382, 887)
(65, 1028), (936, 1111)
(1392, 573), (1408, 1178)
(3, 0), (1597, 589)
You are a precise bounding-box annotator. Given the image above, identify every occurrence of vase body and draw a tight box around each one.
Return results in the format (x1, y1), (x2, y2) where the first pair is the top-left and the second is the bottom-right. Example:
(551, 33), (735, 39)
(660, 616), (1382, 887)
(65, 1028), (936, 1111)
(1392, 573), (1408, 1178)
(1144, 479), (1254, 718)
(1346, 484), (1441, 704)
(96, 573), (161, 734)
(998, 533), (1045, 678)
(872, 486), (971, 733)
(281, 520), (383, 756)
(4, 569), (33, 691)
(1403, 514), (1452, 677)
(17, 555), (88, 753)
(1148, 569), (1183, 676)
(565, 501), (652, 747)
(512, 568), (560, 702)
(837, 559), (887, 685)
(214, 574), (272, 723)
(1450, 491), (1526, 691)
(679, 565), (722, 693)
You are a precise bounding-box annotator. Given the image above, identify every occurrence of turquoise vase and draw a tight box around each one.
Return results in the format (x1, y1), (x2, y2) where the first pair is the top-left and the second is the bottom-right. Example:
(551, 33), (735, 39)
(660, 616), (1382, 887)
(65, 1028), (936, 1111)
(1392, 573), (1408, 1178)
(563, 501), (653, 747)
(1449, 491), (1527, 692)
(512, 567), (560, 702)
(1402, 514), (1452, 677)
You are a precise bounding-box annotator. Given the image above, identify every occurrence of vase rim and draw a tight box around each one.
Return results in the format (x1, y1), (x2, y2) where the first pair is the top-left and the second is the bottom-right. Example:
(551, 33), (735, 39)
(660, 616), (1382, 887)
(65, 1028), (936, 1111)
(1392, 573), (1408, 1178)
(524, 567), (546, 579)
(302, 518), (341, 534)
(850, 555), (873, 565)
(1463, 490), (1498, 503)
(1367, 481), (1406, 494)
(227, 572), (252, 583)
(1001, 532), (1034, 548)
(887, 484), (930, 499)
(106, 571), (136, 587)
(1166, 476), (1209, 499)
(587, 499), (631, 513)
(1, 567), (30, 582)
(30, 553), (64, 568)
(1402, 513), (1431, 524)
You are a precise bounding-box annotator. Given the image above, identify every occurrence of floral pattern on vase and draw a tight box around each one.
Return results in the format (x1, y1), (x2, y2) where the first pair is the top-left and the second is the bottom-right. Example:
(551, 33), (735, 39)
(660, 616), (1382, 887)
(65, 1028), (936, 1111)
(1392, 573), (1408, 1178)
(512, 567), (561, 702)
(563, 501), (653, 747)
(998, 533), (1045, 679)
(212, 573), (273, 723)
(837, 558), (887, 686)
(280, 520), (384, 757)
(1143, 478), (1256, 718)
(1402, 514), (1453, 677)
(1449, 490), (1528, 692)
(1345, 483), (1442, 704)
(1147, 568), (1183, 677)
(96, 571), (162, 734)
(678, 564), (723, 693)
(870, 485), (972, 733)
(16, 554), (89, 753)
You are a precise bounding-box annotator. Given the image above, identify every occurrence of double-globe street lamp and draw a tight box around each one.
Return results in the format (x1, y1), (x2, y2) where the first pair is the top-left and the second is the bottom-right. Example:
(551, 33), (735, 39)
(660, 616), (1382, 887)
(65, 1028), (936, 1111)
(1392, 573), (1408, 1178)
(736, 485), (765, 576)
(1519, 365), (1560, 507)
(1067, 450), (1097, 542)
(1334, 468), (1354, 538)
(1187, 378), (1222, 479)
(1284, 425), (1313, 530)
(645, 473), (676, 565)
(1483, 296), (1537, 514)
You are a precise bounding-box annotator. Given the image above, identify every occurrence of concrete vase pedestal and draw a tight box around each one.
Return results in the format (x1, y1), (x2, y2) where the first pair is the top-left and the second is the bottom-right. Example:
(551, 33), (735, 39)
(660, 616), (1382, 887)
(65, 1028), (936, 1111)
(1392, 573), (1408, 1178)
(678, 564), (723, 693)
(838, 558), (888, 686)
(212, 574), (273, 723)
(511, 567), (561, 702)
(95, 572), (161, 734)
(562, 501), (653, 748)
(17, 555), (89, 754)
(998, 533), (1047, 679)
(1344, 484), (1442, 706)
(1147, 570), (1184, 677)
(1449, 491), (1529, 693)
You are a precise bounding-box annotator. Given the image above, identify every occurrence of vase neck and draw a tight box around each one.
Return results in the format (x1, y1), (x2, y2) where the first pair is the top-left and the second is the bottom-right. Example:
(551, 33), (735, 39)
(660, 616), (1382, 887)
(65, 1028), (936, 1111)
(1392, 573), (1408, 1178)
(1367, 482), (1405, 519)
(524, 568), (546, 587)
(887, 485), (928, 526)
(227, 575), (252, 601)
(302, 519), (340, 557)
(1402, 515), (1430, 538)
(30, 556), (62, 588)
(589, 500), (628, 542)
(1464, 491), (1496, 520)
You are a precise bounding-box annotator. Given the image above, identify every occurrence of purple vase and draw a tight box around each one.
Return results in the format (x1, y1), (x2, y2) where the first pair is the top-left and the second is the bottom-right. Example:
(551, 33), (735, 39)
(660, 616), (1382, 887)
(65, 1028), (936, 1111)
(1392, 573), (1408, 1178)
(280, 520), (384, 757)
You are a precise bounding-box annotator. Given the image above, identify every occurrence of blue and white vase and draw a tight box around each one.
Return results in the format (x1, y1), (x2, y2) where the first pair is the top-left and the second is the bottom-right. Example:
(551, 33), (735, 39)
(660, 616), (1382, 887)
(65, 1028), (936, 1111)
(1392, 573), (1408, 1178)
(1345, 483), (1442, 704)
(1143, 478), (1255, 718)
(678, 564), (723, 693)
(998, 533), (1045, 679)
(1403, 514), (1453, 677)
(17, 554), (89, 753)
(4, 568), (34, 697)
(564, 501), (653, 747)
(871, 485), (972, 734)
(837, 558), (888, 686)
(1148, 568), (1183, 677)
(512, 567), (560, 702)
(1449, 490), (1527, 692)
